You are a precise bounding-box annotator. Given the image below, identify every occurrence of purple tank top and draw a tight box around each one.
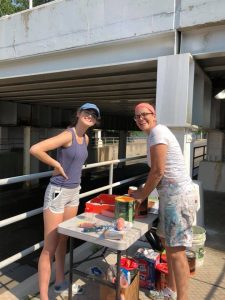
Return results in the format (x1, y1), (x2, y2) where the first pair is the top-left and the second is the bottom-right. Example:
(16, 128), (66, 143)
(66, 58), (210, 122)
(50, 128), (88, 188)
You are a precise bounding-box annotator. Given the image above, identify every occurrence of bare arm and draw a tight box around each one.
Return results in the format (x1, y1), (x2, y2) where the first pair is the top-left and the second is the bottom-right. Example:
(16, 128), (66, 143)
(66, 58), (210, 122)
(132, 143), (167, 201)
(30, 130), (72, 178)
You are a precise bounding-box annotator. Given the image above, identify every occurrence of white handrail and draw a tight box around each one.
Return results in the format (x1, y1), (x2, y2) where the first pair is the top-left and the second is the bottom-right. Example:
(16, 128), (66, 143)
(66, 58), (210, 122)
(0, 242), (44, 270)
(0, 171), (52, 185)
(0, 208), (43, 228)
(0, 156), (146, 186)
(0, 155), (147, 269)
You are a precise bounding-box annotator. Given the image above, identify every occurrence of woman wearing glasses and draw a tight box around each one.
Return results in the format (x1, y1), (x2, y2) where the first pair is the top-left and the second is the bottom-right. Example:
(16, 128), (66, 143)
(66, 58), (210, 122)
(30, 103), (100, 300)
(132, 103), (197, 300)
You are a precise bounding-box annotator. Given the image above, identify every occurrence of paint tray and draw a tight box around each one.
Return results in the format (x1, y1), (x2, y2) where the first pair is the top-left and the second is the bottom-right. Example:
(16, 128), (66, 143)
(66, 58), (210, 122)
(85, 194), (117, 214)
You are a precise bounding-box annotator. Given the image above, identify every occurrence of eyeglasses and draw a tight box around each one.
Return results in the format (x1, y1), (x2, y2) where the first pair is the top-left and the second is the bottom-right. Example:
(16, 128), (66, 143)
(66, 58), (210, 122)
(82, 110), (98, 120)
(133, 112), (153, 121)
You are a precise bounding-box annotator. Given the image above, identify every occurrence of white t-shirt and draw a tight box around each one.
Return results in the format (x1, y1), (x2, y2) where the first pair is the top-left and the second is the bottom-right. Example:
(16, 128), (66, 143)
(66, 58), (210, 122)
(147, 124), (192, 191)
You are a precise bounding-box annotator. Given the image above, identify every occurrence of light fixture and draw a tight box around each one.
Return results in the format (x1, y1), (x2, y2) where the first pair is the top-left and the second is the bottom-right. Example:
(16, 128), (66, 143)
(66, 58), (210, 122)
(215, 89), (225, 99)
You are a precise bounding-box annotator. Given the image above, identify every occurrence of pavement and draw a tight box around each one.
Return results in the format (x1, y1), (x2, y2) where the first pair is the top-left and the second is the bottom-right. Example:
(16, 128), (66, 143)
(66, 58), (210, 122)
(0, 190), (225, 300)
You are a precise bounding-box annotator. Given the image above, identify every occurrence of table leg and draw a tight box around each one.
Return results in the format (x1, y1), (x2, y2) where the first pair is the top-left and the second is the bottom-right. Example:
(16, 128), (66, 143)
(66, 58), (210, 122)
(116, 250), (121, 300)
(69, 237), (74, 300)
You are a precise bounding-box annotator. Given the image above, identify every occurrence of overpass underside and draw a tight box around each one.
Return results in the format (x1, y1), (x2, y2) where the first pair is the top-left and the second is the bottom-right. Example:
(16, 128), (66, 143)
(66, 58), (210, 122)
(0, 0), (225, 131)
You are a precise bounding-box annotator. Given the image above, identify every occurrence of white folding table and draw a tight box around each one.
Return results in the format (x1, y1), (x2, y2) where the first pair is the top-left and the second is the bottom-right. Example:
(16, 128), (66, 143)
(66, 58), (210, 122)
(58, 213), (158, 300)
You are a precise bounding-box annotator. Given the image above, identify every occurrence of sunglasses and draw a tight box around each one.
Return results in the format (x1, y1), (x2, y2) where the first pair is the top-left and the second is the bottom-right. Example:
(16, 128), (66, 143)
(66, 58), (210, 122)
(82, 110), (98, 120)
(133, 112), (153, 121)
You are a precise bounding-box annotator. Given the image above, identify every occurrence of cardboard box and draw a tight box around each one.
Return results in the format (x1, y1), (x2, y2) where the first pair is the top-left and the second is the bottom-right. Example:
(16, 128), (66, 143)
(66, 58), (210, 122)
(100, 271), (139, 300)
(85, 194), (117, 214)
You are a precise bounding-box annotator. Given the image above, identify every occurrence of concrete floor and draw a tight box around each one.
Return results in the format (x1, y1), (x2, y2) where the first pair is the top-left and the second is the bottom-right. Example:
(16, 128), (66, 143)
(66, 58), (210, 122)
(1, 190), (225, 300)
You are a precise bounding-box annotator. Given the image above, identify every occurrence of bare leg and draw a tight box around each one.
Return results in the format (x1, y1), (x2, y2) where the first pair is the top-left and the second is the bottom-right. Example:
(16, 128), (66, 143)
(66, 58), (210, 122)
(54, 206), (78, 285)
(165, 246), (189, 300)
(38, 209), (64, 300)
(160, 238), (177, 293)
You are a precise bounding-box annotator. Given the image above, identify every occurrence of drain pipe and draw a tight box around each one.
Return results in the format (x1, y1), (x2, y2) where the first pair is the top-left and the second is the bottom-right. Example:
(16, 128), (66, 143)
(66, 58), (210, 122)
(173, 0), (181, 55)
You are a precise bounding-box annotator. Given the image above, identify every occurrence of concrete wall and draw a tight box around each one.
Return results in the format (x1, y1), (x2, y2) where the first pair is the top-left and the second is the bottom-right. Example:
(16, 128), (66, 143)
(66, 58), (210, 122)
(87, 141), (147, 164)
(179, 0), (225, 28)
(198, 161), (225, 192)
(2, 0), (225, 61)
(0, 0), (174, 60)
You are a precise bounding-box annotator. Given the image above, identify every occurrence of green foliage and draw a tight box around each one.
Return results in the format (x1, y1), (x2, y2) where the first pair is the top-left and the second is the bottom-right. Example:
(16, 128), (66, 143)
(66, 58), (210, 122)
(0, 0), (28, 16)
(33, 0), (53, 5)
(129, 131), (145, 137)
(0, 0), (54, 17)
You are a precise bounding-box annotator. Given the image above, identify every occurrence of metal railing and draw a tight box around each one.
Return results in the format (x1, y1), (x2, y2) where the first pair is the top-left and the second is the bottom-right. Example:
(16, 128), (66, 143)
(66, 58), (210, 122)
(90, 136), (146, 146)
(0, 137), (146, 152)
(0, 155), (147, 269)
(192, 144), (207, 178)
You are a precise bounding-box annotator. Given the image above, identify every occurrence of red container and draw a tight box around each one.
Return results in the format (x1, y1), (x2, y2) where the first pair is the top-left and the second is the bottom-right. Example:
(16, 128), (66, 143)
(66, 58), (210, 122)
(155, 263), (168, 291)
(121, 257), (139, 271)
(160, 253), (167, 263)
(85, 194), (117, 214)
(120, 257), (139, 284)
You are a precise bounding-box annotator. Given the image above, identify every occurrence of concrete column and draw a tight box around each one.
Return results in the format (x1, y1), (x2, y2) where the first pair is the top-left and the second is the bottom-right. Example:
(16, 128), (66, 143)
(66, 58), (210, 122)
(92, 129), (103, 163)
(170, 127), (194, 177)
(156, 54), (195, 127)
(118, 130), (127, 168)
(207, 130), (224, 162)
(192, 64), (212, 128)
(30, 127), (40, 186)
(93, 129), (103, 148)
(23, 126), (31, 187)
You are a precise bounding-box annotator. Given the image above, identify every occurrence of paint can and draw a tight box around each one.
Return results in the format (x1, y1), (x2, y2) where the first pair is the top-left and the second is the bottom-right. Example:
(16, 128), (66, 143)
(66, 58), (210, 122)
(128, 186), (138, 196)
(186, 250), (196, 274)
(115, 195), (134, 222)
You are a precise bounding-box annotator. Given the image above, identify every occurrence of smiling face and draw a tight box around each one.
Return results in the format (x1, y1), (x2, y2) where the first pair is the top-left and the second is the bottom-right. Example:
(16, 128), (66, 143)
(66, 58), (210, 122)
(78, 109), (98, 128)
(134, 107), (156, 133)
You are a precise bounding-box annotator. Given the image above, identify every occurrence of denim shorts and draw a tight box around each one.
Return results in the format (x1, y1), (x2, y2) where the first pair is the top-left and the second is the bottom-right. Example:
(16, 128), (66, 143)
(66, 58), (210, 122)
(43, 183), (81, 213)
(157, 184), (198, 247)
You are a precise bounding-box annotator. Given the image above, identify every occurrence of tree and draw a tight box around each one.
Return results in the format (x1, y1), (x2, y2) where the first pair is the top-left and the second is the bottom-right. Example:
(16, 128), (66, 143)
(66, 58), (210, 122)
(0, 0), (53, 17)
(0, 0), (28, 16)
(33, 0), (53, 6)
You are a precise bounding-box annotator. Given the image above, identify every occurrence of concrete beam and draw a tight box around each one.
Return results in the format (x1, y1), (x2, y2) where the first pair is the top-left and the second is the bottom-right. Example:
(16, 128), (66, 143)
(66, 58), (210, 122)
(181, 24), (225, 57)
(0, 33), (174, 79)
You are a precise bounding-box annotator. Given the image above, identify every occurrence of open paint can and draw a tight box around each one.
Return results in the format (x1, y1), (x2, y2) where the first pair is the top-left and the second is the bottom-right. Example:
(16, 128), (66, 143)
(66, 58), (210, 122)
(115, 195), (134, 222)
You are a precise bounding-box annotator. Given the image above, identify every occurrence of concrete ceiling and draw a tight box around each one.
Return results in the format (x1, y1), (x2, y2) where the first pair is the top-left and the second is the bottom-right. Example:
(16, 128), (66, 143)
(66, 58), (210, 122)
(0, 59), (157, 117)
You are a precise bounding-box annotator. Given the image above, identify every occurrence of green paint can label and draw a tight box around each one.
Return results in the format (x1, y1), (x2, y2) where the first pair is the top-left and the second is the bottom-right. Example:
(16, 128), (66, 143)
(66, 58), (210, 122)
(115, 196), (134, 222)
